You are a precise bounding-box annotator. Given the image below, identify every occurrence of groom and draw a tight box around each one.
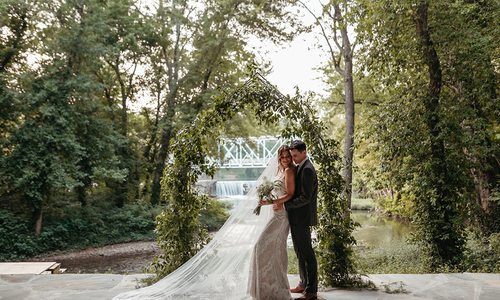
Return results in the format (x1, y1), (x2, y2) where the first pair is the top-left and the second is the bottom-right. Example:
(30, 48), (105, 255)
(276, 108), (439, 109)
(285, 140), (318, 300)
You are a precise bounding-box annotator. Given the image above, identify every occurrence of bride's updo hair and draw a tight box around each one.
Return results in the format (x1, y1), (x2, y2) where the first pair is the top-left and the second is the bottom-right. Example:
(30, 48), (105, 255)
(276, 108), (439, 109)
(277, 144), (294, 172)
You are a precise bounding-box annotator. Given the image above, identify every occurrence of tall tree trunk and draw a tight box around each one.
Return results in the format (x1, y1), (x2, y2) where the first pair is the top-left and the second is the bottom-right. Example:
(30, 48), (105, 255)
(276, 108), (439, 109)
(76, 144), (92, 206)
(415, 1), (462, 264)
(415, 1), (446, 196)
(151, 90), (177, 205)
(343, 47), (355, 211)
(473, 171), (490, 213)
(120, 98), (128, 136)
(143, 92), (162, 163)
(471, 167), (497, 234)
(151, 0), (182, 205)
(115, 145), (130, 207)
(32, 203), (43, 236)
(150, 41), (224, 205)
(105, 54), (138, 206)
(76, 182), (89, 206)
(141, 92), (162, 198)
(332, 3), (355, 210)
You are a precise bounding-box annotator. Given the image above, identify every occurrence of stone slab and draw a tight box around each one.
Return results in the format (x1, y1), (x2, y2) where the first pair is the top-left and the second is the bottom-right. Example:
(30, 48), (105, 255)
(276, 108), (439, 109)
(0, 262), (58, 275)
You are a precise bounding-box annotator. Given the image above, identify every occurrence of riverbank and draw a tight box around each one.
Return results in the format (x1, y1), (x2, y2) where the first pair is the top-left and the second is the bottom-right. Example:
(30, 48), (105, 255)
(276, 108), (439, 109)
(28, 241), (159, 274)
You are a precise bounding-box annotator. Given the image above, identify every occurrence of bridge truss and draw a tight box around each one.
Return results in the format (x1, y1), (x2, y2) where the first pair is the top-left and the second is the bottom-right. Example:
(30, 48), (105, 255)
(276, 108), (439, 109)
(207, 136), (287, 168)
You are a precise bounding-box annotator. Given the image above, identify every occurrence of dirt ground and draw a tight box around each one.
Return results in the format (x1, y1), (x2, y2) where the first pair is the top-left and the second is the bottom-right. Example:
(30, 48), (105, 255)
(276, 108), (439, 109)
(30, 241), (159, 274)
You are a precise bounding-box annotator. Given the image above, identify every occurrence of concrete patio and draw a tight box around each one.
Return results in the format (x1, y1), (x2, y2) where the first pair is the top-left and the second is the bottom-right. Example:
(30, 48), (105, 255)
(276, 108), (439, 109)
(0, 273), (498, 299)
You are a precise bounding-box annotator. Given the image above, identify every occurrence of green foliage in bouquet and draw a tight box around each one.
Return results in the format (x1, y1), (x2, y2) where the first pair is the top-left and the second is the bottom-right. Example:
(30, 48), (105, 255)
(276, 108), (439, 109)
(253, 178), (283, 215)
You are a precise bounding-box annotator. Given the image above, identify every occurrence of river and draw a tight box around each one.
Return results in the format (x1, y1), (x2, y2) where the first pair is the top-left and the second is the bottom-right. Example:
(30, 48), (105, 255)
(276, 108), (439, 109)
(351, 210), (412, 248)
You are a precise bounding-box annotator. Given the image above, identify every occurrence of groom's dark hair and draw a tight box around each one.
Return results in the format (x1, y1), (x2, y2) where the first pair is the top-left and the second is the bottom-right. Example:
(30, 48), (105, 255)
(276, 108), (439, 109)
(290, 140), (306, 152)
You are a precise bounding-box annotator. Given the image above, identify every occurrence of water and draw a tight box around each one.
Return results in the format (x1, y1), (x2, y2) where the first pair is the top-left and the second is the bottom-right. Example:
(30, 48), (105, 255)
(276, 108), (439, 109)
(351, 210), (412, 247)
(215, 180), (257, 212)
(215, 180), (256, 197)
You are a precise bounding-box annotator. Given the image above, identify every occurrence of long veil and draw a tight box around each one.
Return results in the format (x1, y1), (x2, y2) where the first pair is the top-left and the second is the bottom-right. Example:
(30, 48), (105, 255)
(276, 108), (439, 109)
(113, 157), (279, 300)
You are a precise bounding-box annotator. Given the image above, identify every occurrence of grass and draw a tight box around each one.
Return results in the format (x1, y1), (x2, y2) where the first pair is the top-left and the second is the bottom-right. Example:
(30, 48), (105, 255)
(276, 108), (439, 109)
(287, 248), (299, 274)
(287, 238), (428, 275)
(353, 240), (428, 274)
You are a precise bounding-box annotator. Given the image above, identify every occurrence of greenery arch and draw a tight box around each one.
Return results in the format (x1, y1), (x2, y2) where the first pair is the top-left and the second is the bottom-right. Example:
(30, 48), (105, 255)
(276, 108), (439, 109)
(150, 71), (359, 287)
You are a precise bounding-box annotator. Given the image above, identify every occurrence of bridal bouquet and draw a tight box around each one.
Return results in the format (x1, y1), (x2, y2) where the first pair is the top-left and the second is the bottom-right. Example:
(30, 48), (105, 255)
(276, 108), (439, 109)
(253, 177), (283, 215)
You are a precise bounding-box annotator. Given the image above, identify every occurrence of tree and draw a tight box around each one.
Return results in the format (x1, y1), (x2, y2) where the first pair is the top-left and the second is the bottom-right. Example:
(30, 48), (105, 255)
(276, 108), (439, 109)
(299, 0), (358, 209)
(0, 0), (130, 233)
(1, 66), (85, 235)
(433, 0), (499, 234)
(357, 0), (499, 267)
(0, 0), (32, 141)
(0, 0), (30, 73)
(92, 0), (150, 206)
(0, 0), (83, 235)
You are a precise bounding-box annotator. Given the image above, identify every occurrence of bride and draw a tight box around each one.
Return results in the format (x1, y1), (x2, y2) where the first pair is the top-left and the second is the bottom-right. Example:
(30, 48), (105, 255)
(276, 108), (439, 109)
(248, 145), (295, 300)
(113, 145), (295, 300)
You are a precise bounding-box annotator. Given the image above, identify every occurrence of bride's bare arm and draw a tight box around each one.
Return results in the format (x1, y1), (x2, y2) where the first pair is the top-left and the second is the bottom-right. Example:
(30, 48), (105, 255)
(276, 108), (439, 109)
(275, 167), (295, 204)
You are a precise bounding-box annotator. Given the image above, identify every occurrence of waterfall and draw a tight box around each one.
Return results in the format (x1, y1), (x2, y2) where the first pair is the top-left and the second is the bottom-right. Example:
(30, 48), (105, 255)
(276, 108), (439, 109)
(215, 181), (257, 197)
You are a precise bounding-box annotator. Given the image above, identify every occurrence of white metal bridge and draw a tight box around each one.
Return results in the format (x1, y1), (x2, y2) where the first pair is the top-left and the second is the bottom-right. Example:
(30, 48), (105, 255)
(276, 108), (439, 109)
(207, 136), (287, 168)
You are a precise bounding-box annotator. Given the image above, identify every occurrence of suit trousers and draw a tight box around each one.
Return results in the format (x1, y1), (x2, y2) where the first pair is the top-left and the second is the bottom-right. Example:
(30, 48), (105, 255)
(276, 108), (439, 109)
(290, 224), (317, 294)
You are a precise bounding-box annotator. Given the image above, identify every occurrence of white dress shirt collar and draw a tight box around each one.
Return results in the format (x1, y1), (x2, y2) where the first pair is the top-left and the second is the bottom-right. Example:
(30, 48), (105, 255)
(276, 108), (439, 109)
(297, 156), (309, 171)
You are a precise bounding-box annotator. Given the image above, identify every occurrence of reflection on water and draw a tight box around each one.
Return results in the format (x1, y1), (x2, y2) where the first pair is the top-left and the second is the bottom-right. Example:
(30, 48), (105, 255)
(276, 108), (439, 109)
(351, 210), (412, 247)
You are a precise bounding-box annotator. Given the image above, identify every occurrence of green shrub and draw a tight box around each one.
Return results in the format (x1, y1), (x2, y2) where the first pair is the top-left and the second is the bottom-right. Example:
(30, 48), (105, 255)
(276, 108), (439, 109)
(0, 203), (158, 261)
(351, 198), (375, 210)
(374, 192), (414, 219)
(462, 232), (500, 272)
(0, 211), (38, 260)
(199, 198), (230, 232)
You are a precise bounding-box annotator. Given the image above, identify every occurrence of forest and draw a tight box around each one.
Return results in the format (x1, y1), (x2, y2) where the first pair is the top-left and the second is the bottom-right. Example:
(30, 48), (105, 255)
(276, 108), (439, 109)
(1, 0), (498, 281)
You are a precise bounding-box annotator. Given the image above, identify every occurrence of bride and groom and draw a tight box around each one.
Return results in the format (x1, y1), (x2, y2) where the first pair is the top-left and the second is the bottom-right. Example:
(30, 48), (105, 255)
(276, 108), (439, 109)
(113, 139), (318, 300)
(248, 139), (318, 300)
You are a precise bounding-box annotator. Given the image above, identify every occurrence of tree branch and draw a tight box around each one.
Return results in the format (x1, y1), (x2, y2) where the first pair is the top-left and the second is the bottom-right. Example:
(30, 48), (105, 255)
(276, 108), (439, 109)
(298, 0), (343, 74)
(329, 100), (379, 106)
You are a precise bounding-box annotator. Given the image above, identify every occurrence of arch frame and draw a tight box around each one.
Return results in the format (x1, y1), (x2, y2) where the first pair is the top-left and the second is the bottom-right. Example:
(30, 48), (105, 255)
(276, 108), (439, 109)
(152, 71), (359, 287)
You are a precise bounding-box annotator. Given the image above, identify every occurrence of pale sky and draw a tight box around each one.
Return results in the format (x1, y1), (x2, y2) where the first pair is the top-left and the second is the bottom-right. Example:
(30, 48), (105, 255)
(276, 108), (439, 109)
(246, 3), (328, 97)
(250, 32), (328, 97)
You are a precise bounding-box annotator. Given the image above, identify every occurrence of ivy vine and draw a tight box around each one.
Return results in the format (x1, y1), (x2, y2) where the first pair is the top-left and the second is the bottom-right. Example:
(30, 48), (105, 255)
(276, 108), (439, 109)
(150, 71), (359, 287)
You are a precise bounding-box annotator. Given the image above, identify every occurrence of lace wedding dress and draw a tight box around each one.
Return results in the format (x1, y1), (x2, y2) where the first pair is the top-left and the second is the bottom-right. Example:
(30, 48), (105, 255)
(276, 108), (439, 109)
(113, 158), (287, 300)
(248, 170), (292, 300)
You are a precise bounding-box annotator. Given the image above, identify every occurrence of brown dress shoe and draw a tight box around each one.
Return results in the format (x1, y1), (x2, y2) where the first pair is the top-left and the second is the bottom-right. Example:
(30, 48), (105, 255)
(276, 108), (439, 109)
(290, 285), (305, 293)
(294, 293), (317, 300)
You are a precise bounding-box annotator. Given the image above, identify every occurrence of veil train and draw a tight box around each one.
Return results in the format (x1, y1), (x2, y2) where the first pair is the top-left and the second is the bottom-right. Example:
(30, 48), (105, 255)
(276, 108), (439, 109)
(113, 158), (279, 300)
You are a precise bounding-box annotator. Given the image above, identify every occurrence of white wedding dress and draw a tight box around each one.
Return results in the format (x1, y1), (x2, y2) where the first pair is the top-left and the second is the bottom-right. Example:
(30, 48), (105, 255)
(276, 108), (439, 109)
(113, 158), (288, 300)
(248, 170), (292, 300)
